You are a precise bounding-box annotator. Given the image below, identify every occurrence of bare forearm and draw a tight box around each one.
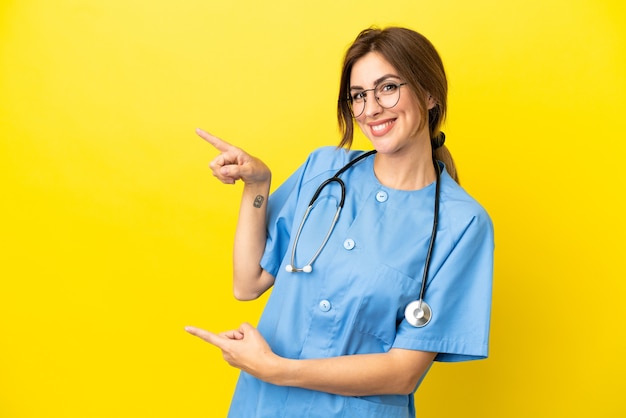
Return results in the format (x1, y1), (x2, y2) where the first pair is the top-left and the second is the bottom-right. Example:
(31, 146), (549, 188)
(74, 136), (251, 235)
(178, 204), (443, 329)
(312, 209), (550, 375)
(195, 129), (274, 299)
(232, 179), (273, 299)
(187, 323), (437, 397)
(265, 349), (436, 397)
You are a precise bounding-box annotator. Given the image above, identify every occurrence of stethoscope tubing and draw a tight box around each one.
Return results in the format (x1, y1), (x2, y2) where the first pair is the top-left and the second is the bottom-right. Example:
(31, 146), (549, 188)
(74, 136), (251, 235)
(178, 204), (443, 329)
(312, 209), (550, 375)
(405, 160), (440, 327)
(418, 161), (441, 306)
(287, 151), (376, 273)
(286, 149), (441, 328)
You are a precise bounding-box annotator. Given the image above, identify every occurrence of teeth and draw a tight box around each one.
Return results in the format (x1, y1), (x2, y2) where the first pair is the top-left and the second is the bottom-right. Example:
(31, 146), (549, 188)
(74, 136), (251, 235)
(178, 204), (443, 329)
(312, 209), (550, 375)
(372, 121), (392, 132)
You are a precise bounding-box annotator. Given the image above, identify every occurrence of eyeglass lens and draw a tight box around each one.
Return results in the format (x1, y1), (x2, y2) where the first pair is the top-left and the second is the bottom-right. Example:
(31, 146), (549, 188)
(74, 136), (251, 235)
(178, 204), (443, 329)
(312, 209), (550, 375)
(349, 83), (404, 117)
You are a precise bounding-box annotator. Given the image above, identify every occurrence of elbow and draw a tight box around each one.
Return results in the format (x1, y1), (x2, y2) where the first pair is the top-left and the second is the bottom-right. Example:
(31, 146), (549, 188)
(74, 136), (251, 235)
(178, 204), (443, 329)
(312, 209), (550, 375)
(395, 367), (434, 395)
(232, 269), (274, 301)
(233, 287), (261, 301)
(231, 271), (261, 300)
(383, 349), (436, 395)
(397, 381), (418, 396)
(389, 376), (421, 396)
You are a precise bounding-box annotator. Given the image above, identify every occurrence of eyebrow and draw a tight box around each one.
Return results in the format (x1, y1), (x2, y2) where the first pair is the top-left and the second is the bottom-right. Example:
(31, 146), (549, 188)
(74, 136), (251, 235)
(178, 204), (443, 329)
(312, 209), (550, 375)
(350, 74), (402, 91)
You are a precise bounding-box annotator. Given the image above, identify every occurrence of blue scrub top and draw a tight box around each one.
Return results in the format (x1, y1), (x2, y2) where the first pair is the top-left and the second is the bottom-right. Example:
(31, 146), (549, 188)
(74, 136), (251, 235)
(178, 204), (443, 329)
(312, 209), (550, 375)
(228, 147), (494, 418)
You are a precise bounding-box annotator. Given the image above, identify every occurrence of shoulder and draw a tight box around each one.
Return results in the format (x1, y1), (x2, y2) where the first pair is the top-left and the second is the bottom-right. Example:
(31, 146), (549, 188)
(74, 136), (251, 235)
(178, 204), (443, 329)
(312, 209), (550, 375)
(305, 146), (361, 165)
(300, 147), (367, 179)
(439, 165), (494, 237)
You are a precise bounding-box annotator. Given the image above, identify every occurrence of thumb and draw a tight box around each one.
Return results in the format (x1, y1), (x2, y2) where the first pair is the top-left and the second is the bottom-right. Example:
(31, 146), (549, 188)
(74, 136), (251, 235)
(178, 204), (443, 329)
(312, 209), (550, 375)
(219, 164), (245, 182)
(238, 322), (256, 335)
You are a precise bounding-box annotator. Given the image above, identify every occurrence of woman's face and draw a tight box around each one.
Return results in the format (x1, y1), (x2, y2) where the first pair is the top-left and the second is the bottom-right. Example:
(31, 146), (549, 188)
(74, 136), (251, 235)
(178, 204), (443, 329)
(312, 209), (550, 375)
(349, 52), (433, 156)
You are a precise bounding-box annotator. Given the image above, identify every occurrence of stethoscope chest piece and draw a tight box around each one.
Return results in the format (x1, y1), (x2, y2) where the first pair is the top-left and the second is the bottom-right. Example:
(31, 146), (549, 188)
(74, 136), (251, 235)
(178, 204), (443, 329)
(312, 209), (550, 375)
(404, 300), (432, 328)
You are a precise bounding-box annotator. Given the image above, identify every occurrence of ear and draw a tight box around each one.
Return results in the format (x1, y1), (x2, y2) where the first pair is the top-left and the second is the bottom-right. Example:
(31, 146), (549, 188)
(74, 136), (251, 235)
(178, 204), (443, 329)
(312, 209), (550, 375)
(427, 95), (437, 110)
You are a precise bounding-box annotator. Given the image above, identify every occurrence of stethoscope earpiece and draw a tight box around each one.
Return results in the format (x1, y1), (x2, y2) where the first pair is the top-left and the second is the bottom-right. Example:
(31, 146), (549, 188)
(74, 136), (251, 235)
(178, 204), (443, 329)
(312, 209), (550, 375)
(285, 264), (313, 273)
(286, 151), (376, 274)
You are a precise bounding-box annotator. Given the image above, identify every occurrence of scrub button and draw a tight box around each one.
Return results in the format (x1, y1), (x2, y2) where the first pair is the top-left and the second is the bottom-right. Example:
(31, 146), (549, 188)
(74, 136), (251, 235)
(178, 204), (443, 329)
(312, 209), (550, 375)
(343, 238), (355, 250)
(376, 190), (388, 202)
(319, 300), (331, 312)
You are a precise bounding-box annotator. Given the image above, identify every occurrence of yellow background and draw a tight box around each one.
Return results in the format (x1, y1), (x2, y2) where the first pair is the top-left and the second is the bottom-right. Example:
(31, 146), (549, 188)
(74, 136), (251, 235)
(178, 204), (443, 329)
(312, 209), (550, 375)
(1, 0), (625, 416)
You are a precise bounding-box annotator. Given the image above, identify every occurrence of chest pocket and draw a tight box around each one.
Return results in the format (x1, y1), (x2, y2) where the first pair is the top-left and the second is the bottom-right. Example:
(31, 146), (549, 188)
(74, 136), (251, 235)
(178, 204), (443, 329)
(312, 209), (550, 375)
(349, 263), (419, 353)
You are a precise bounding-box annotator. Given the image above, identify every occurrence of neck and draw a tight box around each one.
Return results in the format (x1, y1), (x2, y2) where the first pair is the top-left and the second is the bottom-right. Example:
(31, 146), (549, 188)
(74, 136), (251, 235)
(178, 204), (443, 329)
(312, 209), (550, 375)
(373, 148), (436, 191)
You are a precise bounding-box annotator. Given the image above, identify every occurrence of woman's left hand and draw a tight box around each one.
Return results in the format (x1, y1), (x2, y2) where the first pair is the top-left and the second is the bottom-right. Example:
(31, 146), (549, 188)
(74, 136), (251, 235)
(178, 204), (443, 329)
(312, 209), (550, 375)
(185, 323), (279, 380)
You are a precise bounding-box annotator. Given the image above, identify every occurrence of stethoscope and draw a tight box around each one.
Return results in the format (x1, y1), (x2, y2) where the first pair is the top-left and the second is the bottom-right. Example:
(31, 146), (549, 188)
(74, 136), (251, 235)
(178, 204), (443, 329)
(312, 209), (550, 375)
(285, 150), (441, 328)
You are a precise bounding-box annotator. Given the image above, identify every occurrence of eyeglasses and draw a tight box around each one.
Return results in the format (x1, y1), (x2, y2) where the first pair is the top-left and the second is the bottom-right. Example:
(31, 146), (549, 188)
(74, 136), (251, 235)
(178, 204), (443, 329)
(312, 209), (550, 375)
(347, 82), (407, 117)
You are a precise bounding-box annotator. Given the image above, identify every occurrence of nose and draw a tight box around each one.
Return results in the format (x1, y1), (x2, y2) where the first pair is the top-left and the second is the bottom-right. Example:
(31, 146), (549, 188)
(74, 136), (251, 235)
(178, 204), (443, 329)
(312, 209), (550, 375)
(362, 94), (382, 117)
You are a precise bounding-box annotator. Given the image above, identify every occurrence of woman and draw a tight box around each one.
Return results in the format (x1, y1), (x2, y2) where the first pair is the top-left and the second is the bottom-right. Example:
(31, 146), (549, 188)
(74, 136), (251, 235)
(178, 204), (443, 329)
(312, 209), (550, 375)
(186, 27), (494, 418)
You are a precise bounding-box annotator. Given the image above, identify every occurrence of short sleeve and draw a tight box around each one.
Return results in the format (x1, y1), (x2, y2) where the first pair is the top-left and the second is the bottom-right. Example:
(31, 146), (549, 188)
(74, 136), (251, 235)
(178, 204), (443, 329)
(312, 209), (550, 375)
(392, 207), (495, 362)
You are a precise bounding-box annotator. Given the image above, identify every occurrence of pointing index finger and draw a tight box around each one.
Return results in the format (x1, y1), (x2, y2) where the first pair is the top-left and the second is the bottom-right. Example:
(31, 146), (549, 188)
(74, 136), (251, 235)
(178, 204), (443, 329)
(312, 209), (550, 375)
(195, 128), (233, 153)
(185, 325), (226, 349)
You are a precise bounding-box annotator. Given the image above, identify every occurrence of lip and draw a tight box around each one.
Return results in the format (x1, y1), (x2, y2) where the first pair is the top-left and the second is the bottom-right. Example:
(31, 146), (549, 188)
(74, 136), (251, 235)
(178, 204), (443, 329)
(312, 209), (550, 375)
(367, 118), (396, 137)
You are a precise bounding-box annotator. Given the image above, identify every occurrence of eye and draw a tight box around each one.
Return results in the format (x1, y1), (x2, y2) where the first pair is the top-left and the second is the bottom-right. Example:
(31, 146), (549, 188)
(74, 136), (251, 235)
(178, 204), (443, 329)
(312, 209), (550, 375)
(351, 91), (366, 101)
(378, 82), (399, 94)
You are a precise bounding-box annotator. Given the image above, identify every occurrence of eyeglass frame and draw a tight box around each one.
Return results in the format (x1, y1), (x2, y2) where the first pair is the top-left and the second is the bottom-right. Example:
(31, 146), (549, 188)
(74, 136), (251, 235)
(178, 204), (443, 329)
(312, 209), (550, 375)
(344, 81), (408, 118)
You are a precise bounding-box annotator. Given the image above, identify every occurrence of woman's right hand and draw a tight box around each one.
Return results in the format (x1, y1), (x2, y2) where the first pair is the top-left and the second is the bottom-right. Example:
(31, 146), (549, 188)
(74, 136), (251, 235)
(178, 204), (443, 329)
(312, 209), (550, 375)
(196, 127), (275, 300)
(196, 128), (271, 186)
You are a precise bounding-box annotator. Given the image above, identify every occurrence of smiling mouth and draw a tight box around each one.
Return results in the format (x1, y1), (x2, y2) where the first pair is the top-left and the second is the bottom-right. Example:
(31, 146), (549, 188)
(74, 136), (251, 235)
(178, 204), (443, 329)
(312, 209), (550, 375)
(370, 119), (395, 135)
